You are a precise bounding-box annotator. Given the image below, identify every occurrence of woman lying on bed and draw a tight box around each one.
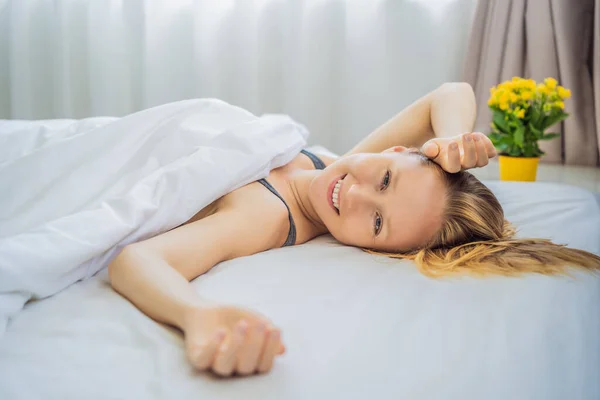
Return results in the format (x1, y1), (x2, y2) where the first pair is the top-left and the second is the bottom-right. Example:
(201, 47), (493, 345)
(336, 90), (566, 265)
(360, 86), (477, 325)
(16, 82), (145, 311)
(108, 82), (600, 378)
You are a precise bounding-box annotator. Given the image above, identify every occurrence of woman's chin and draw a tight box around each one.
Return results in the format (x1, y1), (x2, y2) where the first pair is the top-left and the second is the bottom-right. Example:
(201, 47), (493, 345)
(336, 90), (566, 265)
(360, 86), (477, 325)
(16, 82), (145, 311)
(329, 230), (348, 245)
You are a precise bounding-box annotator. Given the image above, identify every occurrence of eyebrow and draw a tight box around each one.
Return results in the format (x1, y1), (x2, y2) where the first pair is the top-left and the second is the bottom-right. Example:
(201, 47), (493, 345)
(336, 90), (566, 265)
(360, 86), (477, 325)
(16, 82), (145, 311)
(384, 167), (399, 242)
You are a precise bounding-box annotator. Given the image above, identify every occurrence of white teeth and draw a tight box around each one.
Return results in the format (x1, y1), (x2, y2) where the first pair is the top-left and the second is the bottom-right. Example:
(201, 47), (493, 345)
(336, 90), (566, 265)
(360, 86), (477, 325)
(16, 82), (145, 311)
(332, 180), (343, 210)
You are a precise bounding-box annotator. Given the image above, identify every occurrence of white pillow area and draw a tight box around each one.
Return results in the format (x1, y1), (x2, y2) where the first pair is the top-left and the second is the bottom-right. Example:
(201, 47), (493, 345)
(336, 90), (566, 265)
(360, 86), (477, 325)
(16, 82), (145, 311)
(484, 180), (600, 254)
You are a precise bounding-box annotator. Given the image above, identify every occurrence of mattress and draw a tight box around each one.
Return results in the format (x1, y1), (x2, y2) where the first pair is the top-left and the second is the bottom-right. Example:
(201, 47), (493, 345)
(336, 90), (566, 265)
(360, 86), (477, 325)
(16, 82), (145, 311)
(1, 181), (599, 400)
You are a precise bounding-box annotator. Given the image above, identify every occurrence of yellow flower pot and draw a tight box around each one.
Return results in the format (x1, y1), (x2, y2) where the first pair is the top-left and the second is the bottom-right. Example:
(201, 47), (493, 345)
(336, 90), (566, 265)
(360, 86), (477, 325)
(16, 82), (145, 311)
(498, 155), (540, 182)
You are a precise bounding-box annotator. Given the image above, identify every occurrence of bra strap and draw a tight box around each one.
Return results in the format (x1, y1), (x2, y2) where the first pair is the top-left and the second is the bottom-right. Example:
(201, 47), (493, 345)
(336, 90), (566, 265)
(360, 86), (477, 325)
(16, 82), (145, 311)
(300, 149), (326, 170)
(256, 179), (296, 247)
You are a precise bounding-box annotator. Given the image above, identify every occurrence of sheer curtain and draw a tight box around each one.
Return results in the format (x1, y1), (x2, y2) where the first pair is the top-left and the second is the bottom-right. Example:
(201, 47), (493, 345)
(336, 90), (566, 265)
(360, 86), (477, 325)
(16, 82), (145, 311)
(0, 0), (476, 154)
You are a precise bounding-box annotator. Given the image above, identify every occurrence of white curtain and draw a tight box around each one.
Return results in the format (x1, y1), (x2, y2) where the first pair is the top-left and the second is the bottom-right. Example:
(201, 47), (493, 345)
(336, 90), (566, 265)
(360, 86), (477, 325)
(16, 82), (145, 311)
(0, 0), (476, 154)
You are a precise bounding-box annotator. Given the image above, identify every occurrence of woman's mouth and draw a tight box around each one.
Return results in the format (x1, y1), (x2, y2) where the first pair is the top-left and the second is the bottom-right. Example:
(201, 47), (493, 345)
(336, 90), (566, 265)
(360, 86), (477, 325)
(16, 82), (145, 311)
(327, 174), (346, 214)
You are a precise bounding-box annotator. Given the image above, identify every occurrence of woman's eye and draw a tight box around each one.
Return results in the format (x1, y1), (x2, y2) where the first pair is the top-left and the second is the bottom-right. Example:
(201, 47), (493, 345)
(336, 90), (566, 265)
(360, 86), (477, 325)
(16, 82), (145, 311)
(380, 170), (391, 191)
(374, 213), (382, 235)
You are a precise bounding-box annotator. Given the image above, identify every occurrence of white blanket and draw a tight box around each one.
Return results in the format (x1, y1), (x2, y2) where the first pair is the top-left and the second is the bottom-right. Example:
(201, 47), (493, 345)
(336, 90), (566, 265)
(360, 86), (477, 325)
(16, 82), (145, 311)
(0, 99), (308, 337)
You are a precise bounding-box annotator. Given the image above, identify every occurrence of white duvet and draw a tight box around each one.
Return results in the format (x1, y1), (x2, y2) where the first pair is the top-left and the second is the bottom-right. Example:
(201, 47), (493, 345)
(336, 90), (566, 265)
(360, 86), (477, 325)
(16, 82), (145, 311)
(0, 99), (308, 337)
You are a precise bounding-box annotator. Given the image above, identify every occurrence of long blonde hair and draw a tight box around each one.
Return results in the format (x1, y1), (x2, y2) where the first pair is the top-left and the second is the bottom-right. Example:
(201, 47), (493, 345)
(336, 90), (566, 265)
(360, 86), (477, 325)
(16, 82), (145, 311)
(366, 152), (600, 277)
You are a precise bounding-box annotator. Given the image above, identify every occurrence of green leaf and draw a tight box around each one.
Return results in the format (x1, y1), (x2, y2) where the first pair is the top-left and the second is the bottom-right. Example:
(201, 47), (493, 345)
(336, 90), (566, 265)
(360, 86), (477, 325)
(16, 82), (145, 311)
(514, 125), (525, 148)
(528, 123), (543, 139)
(492, 110), (509, 133)
(500, 135), (514, 146)
(531, 106), (542, 126)
(508, 146), (522, 157)
(540, 132), (560, 141)
(495, 143), (510, 152)
(488, 132), (503, 145)
(542, 112), (569, 130)
(507, 117), (520, 130)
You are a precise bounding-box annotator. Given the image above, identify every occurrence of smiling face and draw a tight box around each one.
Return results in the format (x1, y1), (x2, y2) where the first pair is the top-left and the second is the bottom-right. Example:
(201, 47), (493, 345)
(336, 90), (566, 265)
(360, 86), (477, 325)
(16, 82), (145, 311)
(308, 149), (447, 252)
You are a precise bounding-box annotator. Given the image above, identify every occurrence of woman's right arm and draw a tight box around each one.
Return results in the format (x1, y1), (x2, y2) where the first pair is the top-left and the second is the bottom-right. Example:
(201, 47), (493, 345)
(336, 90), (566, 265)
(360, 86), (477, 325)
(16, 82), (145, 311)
(108, 206), (286, 376)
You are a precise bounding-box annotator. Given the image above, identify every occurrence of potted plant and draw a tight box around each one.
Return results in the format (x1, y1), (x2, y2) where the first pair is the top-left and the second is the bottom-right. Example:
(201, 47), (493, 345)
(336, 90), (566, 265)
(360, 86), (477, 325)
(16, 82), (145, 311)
(487, 77), (571, 181)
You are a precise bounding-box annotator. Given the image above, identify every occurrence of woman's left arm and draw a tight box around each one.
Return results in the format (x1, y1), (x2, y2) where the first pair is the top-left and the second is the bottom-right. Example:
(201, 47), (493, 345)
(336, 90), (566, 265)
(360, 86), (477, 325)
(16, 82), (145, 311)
(344, 82), (496, 172)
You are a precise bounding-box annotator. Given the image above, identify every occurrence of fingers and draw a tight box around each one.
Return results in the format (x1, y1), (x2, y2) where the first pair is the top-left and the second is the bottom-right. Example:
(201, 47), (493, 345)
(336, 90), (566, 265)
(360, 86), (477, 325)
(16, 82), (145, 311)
(460, 133), (477, 169)
(474, 134), (489, 167)
(187, 329), (226, 370)
(190, 317), (285, 377)
(236, 322), (268, 375)
(445, 142), (461, 173)
(421, 140), (440, 159)
(258, 328), (281, 373)
(477, 132), (497, 158)
(212, 321), (248, 377)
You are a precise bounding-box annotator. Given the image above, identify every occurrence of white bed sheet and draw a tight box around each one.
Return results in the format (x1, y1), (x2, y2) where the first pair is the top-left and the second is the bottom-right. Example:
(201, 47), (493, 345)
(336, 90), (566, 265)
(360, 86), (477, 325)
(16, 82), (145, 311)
(0, 181), (599, 400)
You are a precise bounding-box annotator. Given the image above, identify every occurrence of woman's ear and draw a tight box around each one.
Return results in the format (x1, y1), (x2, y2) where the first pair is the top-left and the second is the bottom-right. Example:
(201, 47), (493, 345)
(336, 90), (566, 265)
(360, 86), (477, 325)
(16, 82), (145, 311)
(382, 145), (408, 153)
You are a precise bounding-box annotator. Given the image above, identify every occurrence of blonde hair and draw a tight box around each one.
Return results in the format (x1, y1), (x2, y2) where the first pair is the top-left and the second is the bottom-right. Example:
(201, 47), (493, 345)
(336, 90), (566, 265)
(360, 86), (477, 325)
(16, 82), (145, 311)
(366, 152), (600, 277)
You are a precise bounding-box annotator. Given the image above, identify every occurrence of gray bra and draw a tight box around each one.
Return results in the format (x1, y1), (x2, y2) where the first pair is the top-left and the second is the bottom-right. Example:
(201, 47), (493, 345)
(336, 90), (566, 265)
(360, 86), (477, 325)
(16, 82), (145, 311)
(257, 149), (326, 247)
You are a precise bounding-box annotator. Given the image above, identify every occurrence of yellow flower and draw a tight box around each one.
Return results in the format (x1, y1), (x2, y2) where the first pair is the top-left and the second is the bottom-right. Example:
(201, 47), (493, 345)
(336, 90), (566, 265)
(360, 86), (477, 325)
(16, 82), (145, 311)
(499, 101), (509, 110)
(515, 108), (525, 119)
(521, 79), (535, 90)
(510, 93), (518, 103)
(525, 79), (536, 90)
(489, 86), (496, 95)
(557, 86), (571, 99)
(521, 91), (532, 101)
(537, 83), (550, 95)
(500, 81), (515, 91)
(543, 103), (552, 112)
(553, 101), (565, 110)
(544, 77), (557, 89)
(488, 98), (496, 107)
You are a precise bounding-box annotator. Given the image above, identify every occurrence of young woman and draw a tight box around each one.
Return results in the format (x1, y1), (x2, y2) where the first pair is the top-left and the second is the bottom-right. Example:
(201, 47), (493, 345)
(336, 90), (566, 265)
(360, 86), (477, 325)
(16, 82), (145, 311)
(108, 82), (600, 378)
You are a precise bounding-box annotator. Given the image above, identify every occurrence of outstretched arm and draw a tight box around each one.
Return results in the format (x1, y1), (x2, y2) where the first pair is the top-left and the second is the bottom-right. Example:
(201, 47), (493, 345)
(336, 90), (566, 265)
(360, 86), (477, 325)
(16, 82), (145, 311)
(108, 206), (285, 377)
(345, 82), (496, 173)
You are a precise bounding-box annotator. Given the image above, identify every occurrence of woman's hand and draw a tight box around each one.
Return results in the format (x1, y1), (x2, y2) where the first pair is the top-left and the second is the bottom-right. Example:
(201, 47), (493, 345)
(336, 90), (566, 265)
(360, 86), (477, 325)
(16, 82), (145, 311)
(182, 304), (285, 377)
(420, 132), (497, 173)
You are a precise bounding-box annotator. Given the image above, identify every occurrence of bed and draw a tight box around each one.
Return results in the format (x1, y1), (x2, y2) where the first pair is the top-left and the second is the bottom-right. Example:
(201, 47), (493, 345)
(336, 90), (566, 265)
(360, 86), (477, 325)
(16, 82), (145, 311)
(1, 176), (599, 399)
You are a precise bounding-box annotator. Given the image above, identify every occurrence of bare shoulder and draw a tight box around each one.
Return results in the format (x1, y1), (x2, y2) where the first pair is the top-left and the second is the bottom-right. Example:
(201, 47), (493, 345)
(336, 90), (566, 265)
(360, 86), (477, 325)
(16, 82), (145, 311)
(218, 181), (292, 251)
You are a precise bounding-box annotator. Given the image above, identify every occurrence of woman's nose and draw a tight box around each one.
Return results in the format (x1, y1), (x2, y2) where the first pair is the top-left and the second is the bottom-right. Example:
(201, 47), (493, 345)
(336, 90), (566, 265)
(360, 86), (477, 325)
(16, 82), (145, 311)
(345, 183), (374, 211)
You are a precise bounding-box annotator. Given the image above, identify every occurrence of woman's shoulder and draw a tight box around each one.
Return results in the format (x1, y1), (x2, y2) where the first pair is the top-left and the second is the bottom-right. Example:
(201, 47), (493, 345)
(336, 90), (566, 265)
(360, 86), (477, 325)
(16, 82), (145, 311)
(218, 180), (292, 243)
(185, 179), (289, 237)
